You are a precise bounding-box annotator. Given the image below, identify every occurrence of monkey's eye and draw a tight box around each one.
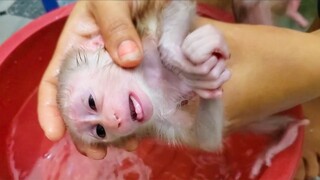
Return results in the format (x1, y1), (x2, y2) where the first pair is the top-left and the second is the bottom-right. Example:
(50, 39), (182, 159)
(88, 94), (97, 111)
(96, 124), (106, 138)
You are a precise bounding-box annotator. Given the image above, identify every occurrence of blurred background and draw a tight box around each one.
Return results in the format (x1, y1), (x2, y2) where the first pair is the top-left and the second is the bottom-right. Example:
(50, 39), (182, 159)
(0, 0), (317, 44)
(0, 0), (74, 44)
(200, 0), (317, 30)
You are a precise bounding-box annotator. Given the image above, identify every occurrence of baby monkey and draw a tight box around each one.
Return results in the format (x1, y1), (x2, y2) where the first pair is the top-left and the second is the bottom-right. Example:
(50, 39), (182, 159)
(57, 1), (307, 178)
(58, 1), (230, 152)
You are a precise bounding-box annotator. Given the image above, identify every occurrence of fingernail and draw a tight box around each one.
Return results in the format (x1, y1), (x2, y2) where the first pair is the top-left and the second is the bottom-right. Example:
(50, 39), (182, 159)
(118, 40), (142, 65)
(45, 128), (62, 141)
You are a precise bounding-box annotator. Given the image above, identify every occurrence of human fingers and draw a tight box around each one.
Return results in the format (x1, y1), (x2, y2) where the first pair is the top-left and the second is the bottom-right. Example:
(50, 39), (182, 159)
(182, 56), (218, 76)
(293, 159), (305, 180)
(304, 150), (320, 179)
(182, 24), (229, 65)
(38, 73), (65, 141)
(88, 1), (143, 68)
(37, 1), (98, 141)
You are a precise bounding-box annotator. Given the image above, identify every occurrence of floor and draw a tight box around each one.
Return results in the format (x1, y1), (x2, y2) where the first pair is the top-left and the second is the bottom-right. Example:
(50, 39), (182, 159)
(0, 0), (73, 44)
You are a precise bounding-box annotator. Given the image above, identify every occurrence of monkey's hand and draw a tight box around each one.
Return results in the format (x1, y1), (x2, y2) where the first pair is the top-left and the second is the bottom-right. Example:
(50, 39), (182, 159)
(180, 25), (231, 99)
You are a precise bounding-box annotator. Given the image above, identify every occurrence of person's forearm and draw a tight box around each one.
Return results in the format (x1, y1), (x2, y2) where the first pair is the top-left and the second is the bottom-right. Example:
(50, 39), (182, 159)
(197, 17), (320, 125)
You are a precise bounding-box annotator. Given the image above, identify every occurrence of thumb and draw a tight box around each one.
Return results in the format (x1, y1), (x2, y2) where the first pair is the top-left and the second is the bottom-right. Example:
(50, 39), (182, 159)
(89, 1), (143, 68)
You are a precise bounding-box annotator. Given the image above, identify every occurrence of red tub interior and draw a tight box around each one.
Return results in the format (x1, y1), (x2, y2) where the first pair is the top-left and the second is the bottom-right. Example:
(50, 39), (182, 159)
(0, 4), (304, 180)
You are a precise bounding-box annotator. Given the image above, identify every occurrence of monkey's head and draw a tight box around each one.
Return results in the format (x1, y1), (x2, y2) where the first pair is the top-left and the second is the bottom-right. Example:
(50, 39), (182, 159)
(57, 44), (182, 147)
(57, 47), (157, 146)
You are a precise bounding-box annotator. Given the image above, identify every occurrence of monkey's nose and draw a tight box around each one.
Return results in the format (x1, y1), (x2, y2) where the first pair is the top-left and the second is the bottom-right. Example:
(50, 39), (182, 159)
(103, 113), (122, 129)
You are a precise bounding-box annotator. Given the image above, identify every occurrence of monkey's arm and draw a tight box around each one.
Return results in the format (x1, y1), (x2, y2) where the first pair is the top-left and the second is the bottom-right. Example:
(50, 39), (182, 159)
(157, 1), (230, 151)
(196, 18), (320, 128)
(176, 25), (230, 151)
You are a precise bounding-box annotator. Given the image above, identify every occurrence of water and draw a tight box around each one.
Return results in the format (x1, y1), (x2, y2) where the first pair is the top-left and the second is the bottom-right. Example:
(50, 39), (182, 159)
(25, 137), (151, 180)
(5, 90), (281, 180)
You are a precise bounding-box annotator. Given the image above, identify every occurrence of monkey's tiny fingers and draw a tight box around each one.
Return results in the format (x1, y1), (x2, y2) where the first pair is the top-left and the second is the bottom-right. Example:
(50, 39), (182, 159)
(179, 69), (230, 89)
(194, 88), (223, 99)
(182, 24), (230, 65)
(179, 68), (230, 99)
(181, 56), (218, 76)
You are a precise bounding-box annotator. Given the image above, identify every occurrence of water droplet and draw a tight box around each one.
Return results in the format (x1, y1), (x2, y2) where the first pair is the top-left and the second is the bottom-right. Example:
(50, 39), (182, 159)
(43, 153), (53, 159)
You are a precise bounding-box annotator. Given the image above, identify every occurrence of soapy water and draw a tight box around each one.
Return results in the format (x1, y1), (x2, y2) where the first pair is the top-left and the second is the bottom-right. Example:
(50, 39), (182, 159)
(9, 135), (266, 180)
(26, 137), (152, 180)
(5, 90), (280, 180)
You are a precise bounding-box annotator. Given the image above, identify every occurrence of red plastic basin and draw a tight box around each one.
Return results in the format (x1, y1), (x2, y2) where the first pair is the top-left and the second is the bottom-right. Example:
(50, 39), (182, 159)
(0, 4), (303, 180)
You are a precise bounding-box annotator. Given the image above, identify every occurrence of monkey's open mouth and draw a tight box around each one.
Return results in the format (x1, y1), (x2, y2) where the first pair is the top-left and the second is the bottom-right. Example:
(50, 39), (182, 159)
(129, 94), (144, 122)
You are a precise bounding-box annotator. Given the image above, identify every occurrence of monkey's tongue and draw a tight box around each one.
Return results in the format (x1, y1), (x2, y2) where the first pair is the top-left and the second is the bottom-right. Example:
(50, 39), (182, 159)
(129, 95), (143, 121)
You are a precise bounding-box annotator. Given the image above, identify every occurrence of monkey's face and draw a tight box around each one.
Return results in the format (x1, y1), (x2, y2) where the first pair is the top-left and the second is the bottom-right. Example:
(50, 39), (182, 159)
(57, 49), (154, 145)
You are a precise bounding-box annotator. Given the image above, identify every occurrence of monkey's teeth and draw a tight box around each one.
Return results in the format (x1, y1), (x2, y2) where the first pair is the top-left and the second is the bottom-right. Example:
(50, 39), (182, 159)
(129, 95), (143, 121)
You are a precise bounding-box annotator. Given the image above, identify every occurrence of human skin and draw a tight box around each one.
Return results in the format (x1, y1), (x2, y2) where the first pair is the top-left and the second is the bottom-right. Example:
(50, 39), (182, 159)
(37, 1), (144, 159)
(196, 18), (320, 127)
(38, 1), (320, 159)
(211, 20), (320, 179)
(294, 29), (320, 180)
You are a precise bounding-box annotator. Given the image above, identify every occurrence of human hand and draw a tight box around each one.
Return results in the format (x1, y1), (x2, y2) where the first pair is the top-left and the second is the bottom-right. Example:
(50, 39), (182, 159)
(37, 1), (142, 159)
